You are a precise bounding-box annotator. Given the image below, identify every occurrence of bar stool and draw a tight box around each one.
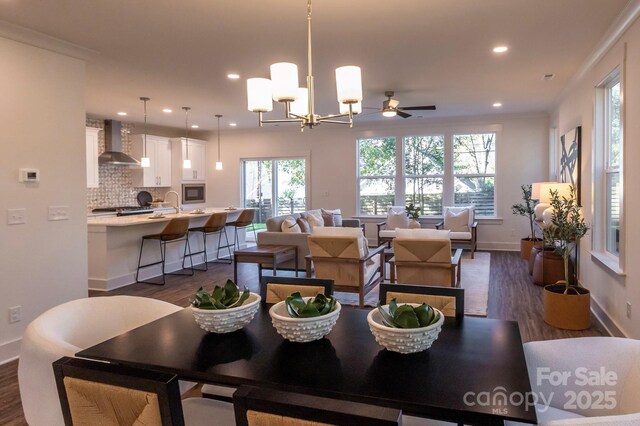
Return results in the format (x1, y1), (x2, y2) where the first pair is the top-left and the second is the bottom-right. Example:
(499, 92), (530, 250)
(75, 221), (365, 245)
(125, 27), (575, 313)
(187, 212), (233, 270)
(228, 209), (257, 250)
(136, 217), (194, 285)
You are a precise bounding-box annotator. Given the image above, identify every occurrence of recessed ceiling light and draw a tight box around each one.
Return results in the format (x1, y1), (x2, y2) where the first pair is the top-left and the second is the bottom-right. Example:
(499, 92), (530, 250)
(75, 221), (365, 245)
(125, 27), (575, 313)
(162, 108), (172, 113)
(191, 124), (199, 129)
(227, 73), (240, 79)
(493, 46), (508, 53)
(493, 102), (503, 108)
(117, 111), (127, 116)
(229, 122), (237, 127)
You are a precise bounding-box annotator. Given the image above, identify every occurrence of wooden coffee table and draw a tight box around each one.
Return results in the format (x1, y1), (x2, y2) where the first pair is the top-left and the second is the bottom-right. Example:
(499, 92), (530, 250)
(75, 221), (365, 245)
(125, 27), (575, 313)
(234, 245), (298, 282)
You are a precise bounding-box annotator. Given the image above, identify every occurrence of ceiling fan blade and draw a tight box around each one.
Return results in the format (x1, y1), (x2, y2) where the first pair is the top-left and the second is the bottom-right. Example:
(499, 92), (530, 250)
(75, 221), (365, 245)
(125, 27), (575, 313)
(396, 109), (412, 119)
(398, 105), (437, 111)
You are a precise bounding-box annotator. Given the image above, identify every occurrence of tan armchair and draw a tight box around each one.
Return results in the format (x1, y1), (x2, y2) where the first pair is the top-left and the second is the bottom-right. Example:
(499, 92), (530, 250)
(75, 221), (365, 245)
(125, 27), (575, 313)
(436, 206), (478, 258)
(306, 228), (384, 307)
(390, 236), (462, 287)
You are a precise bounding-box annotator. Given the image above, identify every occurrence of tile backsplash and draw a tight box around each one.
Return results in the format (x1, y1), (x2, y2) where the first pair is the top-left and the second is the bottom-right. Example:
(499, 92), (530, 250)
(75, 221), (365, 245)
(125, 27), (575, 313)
(86, 118), (164, 212)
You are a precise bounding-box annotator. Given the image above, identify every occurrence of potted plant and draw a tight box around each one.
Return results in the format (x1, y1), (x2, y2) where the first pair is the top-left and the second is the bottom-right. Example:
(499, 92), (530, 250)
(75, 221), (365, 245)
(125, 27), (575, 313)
(511, 184), (542, 260)
(542, 187), (591, 330)
(269, 292), (341, 342)
(405, 203), (421, 229)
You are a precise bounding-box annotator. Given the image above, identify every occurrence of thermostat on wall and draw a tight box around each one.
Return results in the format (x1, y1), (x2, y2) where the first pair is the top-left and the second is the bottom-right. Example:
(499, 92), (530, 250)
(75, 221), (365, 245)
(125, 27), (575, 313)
(19, 168), (40, 182)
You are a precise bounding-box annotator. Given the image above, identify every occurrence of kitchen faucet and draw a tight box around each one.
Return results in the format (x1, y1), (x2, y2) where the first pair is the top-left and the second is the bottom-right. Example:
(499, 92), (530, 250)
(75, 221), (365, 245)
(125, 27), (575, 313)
(164, 190), (181, 214)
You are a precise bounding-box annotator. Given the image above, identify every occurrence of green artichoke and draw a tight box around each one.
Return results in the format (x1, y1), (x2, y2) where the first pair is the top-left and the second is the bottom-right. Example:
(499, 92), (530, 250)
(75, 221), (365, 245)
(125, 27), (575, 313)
(192, 279), (250, 310)
(377, 299), (441, 328)
(285, 292), (337, 318)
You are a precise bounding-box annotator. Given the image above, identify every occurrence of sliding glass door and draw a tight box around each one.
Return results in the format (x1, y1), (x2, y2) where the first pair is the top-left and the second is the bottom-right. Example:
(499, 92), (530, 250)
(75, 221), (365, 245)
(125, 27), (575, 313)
(242, 158), (308, 228)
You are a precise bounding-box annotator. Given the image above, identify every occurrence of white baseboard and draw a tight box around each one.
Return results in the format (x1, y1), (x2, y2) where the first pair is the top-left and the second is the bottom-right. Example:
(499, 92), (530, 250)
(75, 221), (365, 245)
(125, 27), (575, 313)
(0, 338), (21, 365)
(590, 294), (627, 338)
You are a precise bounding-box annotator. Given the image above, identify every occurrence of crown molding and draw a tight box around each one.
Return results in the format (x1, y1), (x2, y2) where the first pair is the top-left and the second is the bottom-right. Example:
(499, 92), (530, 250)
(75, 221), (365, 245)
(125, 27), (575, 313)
(553, 0), (640, 109)
(0, 19), (98, 60)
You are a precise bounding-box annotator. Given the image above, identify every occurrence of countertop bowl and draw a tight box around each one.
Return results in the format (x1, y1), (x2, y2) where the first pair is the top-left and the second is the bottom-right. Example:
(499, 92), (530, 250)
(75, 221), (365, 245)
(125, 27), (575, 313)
(190, 292), (261, 333)
(269, 298), (341, 343)
(367, 304), (444, 354)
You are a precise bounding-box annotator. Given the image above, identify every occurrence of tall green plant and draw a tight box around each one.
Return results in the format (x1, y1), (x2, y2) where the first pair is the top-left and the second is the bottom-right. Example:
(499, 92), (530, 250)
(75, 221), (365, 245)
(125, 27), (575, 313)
(511, 184), (536, 240)
(543, 187), (589, 289)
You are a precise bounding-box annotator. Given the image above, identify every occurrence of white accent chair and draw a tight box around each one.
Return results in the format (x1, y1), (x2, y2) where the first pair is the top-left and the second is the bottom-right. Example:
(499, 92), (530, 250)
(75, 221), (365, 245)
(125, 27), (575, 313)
(377, 205), (411, 247)
(505, 337), (640, 425)
(436, 206), (477, 258)
(18, 296), (186, 426)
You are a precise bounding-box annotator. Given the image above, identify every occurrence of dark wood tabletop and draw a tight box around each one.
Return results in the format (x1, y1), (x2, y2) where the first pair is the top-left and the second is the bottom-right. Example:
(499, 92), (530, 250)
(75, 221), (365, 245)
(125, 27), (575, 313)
(77, 305), (537, 425)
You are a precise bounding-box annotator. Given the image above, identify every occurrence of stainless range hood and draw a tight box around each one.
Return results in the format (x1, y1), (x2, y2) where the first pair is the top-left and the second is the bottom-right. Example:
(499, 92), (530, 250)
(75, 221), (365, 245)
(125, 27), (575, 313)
(98, 120), (141, 166)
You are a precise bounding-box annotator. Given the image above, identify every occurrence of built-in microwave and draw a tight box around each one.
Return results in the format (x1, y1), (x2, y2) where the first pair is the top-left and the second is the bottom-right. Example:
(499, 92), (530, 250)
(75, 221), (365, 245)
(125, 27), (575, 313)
(182, 184), (206, 204)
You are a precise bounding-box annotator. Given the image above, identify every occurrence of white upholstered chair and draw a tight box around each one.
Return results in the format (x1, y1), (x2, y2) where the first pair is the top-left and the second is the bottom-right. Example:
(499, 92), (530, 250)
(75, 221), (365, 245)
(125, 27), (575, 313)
(436, 206), (477, 258)
(377, 205), (411, 247)
(506, 337), (640, 425)
(18, 296), (186, 426)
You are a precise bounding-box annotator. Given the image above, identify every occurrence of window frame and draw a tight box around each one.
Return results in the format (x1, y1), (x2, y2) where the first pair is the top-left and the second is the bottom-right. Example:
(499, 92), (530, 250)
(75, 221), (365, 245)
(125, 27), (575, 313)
(592, 67), (625, 274)
(356, 125), (501, 218)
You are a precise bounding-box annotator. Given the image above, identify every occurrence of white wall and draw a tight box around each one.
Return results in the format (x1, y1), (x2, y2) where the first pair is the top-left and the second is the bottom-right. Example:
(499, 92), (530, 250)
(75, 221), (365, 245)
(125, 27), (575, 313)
(551, 13), (640, 338)
(0, 37), (87, 363)
(205, 113), (549, 250)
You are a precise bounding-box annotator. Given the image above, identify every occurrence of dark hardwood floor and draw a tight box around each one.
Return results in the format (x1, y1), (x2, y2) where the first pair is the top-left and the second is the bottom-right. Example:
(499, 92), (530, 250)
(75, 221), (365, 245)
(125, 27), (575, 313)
(0, 251), (605, 425)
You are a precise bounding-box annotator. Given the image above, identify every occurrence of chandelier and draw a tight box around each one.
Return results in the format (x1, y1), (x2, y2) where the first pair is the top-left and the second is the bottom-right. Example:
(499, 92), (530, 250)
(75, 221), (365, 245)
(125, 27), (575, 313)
(246, 0), (363, 130)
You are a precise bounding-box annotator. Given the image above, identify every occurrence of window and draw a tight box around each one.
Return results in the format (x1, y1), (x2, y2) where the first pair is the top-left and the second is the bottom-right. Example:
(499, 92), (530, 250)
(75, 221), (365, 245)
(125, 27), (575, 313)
(357, 137), (396, 215)
(593, 68), (623, 272)
(453, 133), (496, 216)
(242, 158), (308, 227)
(357, 131), (497, 217)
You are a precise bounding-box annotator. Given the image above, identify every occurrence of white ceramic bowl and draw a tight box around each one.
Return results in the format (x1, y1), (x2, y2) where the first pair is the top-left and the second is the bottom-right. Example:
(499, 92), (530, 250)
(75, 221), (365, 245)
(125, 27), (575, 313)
(367, 304), (444, 354)
(190, 292), (261, 333)
(269, 298), (341, 343)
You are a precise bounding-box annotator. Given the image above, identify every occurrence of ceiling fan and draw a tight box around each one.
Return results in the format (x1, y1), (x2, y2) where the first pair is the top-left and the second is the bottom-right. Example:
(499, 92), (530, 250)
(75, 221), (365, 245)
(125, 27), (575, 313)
(378, 91), (436, 118)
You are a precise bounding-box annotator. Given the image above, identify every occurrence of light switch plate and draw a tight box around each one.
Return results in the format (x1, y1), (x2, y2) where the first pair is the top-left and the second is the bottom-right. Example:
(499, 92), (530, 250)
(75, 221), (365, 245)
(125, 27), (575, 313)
(7, 208), (26, 225)
(48, 205), (69, 221)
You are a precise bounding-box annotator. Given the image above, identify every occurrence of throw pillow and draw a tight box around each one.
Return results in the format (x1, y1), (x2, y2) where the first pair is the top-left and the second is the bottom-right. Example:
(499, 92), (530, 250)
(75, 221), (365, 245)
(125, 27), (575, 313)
(281, 216), (301, 233)
(387, 209), (409, 230)
(321, 210), (335, 227)
(296, 217), (311, 233)
(304, 211), (325, 231)
(444, 208), (470, 232)
(321, 208), (343, 227)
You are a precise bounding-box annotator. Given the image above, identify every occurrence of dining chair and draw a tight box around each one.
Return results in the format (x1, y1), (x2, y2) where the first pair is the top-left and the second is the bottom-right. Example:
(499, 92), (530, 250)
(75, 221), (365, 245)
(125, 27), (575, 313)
(187, 211), (233, 270)
(306, 227), (385, 307)
(259, 276), (334, 304)
(136, 217), (194, 285)
(390, 231), (462, 287)
(435, 206), (478, 258)
(379, 283), (465, 320)
(233, 385), (402, 426)
(18, 296), (191, 426)
(53, 356), (234, 426)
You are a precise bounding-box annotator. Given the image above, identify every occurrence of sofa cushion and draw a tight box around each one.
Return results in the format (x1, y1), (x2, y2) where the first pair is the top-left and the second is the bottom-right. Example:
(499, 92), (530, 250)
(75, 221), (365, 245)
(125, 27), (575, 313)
(296, 216), (311, 233)
(322, 208), (343, 227)
(395, 228), (451, 239)
(266, 213), (301, 232)
(387, 208), (409, 230)
(379, 230), (397, 239)
(281, 216), (301, 233)
(444, 207), (470, 232)
(450, 231), (472, 240)
(303, 210), (324, 231)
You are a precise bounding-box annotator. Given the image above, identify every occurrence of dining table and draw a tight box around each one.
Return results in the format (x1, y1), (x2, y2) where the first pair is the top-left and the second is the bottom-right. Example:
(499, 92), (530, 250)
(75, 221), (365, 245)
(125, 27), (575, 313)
(77, 304), (538, 425)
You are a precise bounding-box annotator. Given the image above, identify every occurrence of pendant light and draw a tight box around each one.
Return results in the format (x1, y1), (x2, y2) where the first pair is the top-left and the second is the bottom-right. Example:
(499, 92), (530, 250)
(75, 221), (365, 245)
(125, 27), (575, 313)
(182, 106), (191, 169)
(139, 97), (151, 168)
(215, 114), (223, 171)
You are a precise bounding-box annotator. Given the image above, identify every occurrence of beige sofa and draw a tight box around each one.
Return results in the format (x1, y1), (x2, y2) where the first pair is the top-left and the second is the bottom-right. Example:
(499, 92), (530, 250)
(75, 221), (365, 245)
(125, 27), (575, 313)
(256, 209), (361, 270)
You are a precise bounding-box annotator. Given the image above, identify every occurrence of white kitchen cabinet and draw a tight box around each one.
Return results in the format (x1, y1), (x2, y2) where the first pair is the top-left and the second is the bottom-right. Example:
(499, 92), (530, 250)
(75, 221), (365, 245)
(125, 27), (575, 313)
(172, 138), (206, 182)
(86, 127), (100, 188)
(131, 135), (172, 187)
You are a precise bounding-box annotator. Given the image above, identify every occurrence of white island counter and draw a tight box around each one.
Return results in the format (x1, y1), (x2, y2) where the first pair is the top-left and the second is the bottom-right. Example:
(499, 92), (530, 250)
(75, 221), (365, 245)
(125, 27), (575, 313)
(88, 208), (248, 290)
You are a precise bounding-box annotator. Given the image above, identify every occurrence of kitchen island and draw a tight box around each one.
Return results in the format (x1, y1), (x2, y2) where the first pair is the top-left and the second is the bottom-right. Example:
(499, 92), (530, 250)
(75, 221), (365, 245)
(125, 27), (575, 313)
(88, 208), (248, 291)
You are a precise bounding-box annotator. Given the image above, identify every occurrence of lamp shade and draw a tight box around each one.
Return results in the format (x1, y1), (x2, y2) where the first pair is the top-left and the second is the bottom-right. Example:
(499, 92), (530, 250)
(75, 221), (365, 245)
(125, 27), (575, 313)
(290, 87), (309, 116)
(215, 161), (223, 171)
(335, 66), (362, 103)
(270, 63), (299, 102)
(531, 181), (555, 200)
(247, 78), (273, 112)
(183, 159), (191, 169)
(339, 101), (362, 115)
(140, 157), (150, 168)
(538, 182), (573, 204)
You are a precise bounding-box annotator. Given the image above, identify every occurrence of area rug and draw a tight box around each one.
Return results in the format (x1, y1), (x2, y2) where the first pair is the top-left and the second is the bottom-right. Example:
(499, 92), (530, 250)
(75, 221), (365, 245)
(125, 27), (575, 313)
(334, 252), (490, 317)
